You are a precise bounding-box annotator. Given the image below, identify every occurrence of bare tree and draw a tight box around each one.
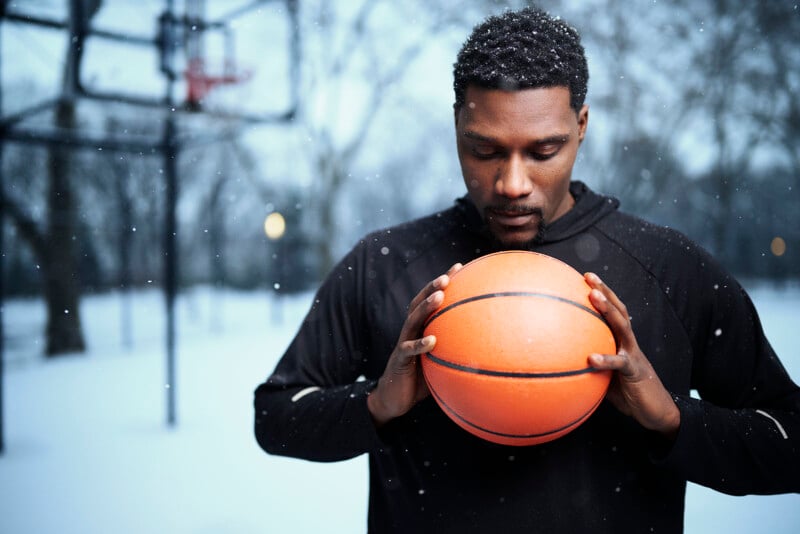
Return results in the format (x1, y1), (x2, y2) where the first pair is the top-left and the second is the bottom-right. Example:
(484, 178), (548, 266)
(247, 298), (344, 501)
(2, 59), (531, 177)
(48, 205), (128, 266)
(1, 0), (103, 355)
(297, 0), (470, 276)
(86, 116), (163, 347)
(754, 3), (800, 183)
(557, 1), (798, 273)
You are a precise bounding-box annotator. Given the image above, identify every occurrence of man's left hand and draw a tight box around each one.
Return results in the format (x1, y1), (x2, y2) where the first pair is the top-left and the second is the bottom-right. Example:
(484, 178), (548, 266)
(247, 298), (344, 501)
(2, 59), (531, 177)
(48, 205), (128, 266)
(584, 272), (681, 440)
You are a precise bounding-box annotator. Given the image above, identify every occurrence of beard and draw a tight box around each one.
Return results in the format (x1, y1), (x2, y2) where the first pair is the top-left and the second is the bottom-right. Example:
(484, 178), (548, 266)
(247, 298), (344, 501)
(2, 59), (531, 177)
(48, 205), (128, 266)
(483, 205), (547, 251)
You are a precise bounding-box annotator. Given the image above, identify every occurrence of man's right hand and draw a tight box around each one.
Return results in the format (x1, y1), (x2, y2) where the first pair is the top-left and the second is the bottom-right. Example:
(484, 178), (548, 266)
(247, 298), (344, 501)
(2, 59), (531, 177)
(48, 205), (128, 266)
(367, 263), (463, 427)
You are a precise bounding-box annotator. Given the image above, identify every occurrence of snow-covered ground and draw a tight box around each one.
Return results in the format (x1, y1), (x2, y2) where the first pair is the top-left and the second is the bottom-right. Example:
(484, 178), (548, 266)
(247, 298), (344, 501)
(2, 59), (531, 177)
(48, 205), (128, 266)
(1, 283), (798, 533)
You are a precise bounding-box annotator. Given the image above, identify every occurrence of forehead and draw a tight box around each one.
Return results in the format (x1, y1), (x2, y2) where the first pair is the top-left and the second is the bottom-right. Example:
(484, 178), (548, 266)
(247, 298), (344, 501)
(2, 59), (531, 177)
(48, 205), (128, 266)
(458, 85), (576, 136)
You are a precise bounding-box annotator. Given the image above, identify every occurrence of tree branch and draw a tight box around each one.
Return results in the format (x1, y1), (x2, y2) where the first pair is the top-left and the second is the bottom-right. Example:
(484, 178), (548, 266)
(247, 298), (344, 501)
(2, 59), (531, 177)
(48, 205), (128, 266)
(0, 188), (48, 260)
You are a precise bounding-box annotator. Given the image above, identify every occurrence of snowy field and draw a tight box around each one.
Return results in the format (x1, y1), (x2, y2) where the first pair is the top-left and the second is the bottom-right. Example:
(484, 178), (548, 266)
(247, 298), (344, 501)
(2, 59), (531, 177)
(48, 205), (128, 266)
(1, 283), (799, 533)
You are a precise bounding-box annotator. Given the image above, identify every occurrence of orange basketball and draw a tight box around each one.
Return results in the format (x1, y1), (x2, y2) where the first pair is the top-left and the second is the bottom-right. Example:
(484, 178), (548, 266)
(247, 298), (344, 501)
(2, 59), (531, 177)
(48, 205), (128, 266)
(421, 251), (615, 446)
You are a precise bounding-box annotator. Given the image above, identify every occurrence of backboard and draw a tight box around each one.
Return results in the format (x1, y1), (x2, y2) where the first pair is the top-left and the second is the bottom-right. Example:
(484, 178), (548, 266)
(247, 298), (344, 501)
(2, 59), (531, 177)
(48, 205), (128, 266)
(3, 0), (298, 131)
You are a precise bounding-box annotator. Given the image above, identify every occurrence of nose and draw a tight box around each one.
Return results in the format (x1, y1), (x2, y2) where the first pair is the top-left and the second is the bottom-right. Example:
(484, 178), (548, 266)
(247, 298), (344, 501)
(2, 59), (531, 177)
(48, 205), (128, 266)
(495, 153), (533, 199)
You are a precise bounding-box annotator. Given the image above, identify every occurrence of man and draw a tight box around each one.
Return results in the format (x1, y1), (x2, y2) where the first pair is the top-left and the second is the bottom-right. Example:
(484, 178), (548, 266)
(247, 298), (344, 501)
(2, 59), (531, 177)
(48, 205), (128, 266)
(254, 7), (799, 532)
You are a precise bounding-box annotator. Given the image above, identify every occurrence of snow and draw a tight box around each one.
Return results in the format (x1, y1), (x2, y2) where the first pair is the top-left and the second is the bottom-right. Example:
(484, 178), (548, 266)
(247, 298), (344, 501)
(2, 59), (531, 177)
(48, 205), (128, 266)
(1, 284), (799, 533)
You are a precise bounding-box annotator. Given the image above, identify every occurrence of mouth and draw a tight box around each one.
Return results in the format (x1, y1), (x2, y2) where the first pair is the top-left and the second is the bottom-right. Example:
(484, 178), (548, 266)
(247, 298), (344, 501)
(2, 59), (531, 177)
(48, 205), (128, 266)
(486, 206), (542, 228)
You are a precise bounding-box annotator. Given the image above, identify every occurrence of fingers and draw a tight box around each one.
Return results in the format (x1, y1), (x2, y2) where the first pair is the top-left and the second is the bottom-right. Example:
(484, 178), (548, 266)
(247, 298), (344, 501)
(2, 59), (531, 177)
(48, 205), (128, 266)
(372, 264), (464, 427)
(585, 272), (629, 319)
(446, 262), (464, 278)
(589, 352), (625, 369)
(399, 289), (444, 343)
(407, 269), (448, 313)
(395, 334), (436, 364)
(583, 274), (680, 437)
(585, 272), (635, 348)
(407, 274), (446, 312)
(402, 263), (463, 340)
(408, 263), (463, 310)
(588, 352), (634, 378)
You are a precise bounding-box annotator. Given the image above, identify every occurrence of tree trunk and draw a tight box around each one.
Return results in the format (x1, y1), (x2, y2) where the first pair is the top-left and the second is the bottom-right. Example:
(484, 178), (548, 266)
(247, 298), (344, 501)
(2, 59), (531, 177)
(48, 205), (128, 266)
(116, 172), (134, 348)
(44, 99), (86, 355)
(39, 0), (105, 355)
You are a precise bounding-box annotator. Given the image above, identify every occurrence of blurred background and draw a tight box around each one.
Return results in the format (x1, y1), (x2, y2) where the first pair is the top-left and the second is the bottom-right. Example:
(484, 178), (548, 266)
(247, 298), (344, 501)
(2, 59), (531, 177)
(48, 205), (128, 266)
(1, 0), (798, 532)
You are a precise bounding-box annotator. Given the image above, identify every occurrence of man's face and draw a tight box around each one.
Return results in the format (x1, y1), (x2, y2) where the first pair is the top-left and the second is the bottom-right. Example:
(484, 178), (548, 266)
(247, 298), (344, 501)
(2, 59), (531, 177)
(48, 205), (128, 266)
(455, 86), (588, 249)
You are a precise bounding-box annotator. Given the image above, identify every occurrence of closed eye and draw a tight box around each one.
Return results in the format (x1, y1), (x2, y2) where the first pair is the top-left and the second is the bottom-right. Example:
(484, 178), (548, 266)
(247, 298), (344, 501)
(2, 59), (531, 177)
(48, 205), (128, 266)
(530, 149), (558, 161)
(470, 145), (503, 159)
(529, 139), (566, 161)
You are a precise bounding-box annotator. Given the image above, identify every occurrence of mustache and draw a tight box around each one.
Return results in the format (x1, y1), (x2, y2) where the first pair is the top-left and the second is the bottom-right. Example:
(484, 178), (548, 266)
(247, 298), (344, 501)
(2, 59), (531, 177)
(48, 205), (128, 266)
(485, 205), (543, 217)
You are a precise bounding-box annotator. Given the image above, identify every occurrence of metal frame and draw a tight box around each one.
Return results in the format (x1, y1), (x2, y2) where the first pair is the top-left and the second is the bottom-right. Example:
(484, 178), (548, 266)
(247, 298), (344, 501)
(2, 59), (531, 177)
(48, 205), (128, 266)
(0, 0), (300, 453)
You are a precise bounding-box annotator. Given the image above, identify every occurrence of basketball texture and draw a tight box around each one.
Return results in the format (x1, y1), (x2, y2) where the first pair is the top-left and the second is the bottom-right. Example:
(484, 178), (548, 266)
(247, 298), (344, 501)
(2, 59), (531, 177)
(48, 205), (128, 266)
(421, 251), (615, 446)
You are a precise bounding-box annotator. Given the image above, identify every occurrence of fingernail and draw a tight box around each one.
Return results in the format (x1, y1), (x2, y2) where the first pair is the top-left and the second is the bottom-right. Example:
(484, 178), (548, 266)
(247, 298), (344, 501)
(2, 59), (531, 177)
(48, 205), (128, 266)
(591, 289), (606, 302)
(427, 291), (442, 303)
(424, 335), (435, 345)
(433, 275), (446, 289)
(586, 272), (601, 284)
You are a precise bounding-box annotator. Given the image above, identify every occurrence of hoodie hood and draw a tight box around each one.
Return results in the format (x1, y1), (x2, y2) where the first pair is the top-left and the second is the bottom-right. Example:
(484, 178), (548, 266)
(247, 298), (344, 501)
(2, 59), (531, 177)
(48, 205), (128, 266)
(456, 181), (620, 247)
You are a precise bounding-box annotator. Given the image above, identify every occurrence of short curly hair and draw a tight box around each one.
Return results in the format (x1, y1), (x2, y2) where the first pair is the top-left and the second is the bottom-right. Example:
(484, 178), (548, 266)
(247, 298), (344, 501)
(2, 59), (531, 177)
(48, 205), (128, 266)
(453, 6), (588, 113)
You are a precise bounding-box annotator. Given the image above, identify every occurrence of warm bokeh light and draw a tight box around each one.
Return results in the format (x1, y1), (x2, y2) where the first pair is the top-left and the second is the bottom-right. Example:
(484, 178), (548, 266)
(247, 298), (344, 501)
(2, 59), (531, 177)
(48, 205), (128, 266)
(264, 212), (286, 240)
(770, 236), (786, 257)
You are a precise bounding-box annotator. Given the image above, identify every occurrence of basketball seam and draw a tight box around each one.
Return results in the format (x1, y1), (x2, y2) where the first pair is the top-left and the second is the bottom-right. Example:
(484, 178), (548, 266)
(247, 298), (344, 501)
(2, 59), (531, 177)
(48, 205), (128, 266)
(423, 291), (606, 330)
(428, 383), (604, 440)
(425, 352), (599, 378)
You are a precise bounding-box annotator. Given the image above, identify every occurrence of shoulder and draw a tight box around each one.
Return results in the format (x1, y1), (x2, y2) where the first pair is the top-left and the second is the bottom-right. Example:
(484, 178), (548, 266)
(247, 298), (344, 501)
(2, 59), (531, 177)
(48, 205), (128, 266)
(349, 203), (469, 267)
(320, 202), (469, 294)
(595, 210), (718, 280)
(593, 209), (746, 321)
(594, 209), (748, 331)
(314, 203), (471, 339)
(304, 208), (462, 328)
(593, 210), (755, 356)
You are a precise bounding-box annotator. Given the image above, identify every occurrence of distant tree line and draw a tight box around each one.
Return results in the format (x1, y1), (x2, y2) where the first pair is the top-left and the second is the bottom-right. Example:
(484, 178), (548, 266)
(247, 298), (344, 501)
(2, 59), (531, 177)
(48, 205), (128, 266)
(572, 0), (800, 282)
(1, 0), (797, 356)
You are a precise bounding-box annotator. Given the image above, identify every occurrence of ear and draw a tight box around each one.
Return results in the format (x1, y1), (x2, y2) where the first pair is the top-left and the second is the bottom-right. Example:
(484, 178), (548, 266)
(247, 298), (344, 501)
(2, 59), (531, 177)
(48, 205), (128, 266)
(577, 105), (589, 143)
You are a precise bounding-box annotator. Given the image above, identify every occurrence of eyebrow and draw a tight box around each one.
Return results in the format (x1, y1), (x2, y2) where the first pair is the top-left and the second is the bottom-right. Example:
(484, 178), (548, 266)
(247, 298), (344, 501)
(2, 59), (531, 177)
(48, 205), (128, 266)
(462, 130), (570, 145)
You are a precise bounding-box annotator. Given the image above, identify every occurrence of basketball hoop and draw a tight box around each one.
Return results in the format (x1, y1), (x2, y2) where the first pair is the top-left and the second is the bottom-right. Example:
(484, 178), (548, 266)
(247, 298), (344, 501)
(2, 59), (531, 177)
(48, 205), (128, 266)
(183, 57), (252, 111)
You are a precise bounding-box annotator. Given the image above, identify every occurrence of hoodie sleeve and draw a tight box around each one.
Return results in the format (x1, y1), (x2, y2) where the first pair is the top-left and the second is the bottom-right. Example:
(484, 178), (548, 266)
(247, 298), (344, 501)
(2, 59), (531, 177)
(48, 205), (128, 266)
(656, 254), (800, 495)
(253, 243), (385, 462)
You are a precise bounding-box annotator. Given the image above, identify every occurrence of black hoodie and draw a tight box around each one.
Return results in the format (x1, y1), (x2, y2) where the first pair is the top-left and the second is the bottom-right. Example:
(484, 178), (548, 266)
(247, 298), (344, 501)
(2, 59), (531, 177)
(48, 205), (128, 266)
(254, 181), (800, 533)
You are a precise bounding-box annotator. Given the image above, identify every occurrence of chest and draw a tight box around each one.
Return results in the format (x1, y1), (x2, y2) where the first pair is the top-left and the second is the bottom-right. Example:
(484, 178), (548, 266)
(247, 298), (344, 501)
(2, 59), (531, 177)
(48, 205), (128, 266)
(362, 237), (694, 394)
